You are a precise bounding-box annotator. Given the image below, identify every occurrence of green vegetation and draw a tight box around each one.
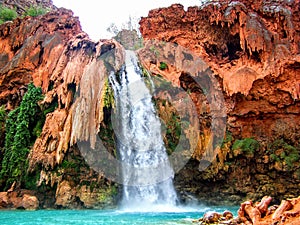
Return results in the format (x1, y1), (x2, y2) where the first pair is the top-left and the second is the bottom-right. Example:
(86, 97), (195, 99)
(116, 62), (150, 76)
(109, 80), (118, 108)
(153, 99), (182, 155)
(165, 112), (181, 155)
(103, 78), (115, 108)
(97, 185), (118, 203)
(0, 105), (6, 137)
(0, 5), (50, 25)
(23, 6), (49, 17)
(159, 62), (168, 70)
(0, 6), (17, 24)
(0, 105), (6, 123)
(232, 137), (260, 155)
(0, 83), (44, 189)
(221, 131), (233, 148)
(268, 139), (299, 169)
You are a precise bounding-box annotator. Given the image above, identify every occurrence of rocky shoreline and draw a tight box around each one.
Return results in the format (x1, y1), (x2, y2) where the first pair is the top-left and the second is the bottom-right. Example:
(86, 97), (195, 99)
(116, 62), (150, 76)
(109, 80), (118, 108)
(194, 196), (300, 225)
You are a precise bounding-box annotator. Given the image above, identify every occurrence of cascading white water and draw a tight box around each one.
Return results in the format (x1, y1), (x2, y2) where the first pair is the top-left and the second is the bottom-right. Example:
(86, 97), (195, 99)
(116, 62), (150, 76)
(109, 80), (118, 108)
(110, 50), (178, 211)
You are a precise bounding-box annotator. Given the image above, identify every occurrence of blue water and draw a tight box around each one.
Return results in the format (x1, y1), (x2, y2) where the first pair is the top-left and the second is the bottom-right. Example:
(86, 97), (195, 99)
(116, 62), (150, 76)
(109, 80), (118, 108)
(0, 206), (238, 225)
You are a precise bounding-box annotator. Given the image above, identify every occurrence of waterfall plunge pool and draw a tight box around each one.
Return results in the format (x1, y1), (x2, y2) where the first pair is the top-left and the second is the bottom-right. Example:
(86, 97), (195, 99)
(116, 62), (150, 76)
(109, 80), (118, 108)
(0, 51), (240, 224)
(0, 206), (239, 225)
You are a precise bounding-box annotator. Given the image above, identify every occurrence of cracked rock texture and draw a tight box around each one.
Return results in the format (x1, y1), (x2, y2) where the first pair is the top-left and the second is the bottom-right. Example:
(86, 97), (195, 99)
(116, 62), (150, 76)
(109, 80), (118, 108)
(139, 0), (300, 205)
(0, 7), (124, 208)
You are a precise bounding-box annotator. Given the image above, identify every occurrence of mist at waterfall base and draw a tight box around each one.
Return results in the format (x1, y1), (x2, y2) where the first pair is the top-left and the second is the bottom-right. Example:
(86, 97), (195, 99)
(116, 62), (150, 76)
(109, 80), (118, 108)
(0, 52), (239, 224)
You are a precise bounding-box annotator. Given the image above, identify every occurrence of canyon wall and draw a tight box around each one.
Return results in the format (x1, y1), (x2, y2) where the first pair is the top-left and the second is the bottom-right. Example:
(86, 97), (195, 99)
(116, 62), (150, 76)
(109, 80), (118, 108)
(139, 0), (300, 205)
(0, 6), (124, 209)
(1, 0), (300, 209)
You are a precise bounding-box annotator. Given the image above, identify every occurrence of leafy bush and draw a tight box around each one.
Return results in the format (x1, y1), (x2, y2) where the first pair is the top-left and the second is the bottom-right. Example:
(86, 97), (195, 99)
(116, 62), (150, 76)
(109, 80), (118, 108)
(0, 83), (44, 189)
(0, 6), (17, 24)
(269, 139), (299, 169)
(232, 138), (260, 155)
(23, 6), (49, 17)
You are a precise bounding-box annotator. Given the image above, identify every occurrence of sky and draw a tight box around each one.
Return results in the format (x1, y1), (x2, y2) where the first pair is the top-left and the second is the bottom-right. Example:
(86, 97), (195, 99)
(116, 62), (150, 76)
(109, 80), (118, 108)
(52, 0), (200, 40)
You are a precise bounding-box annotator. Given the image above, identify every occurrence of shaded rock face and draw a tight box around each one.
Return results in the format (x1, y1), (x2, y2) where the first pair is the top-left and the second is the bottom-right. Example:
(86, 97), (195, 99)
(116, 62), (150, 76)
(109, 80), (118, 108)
(0, 8), (124, 208)
(139, 1), (300, 204)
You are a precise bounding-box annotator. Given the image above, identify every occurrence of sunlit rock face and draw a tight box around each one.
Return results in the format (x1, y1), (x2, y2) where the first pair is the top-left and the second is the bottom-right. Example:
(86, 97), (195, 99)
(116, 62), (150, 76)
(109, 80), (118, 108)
(0, 8), (124, 208)
(139, 1), (300, 204)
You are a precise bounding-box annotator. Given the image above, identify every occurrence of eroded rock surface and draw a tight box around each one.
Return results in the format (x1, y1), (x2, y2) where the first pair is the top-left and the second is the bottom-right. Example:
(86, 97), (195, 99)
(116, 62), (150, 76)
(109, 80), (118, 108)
(139, 0), (300, 204)
(194, 196), (300, 225)
(0, 190), (39, 210)
(0, 8), (124, 208)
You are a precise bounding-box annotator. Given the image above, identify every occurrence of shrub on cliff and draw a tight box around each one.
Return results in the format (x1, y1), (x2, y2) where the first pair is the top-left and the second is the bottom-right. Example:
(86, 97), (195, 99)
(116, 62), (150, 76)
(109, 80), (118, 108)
(23, 5), (49, 17)
(269, 139), (299, 169)
(0, 6), (17, 24)
(232, 137), (260, 155)
(0, 83), (43, 190)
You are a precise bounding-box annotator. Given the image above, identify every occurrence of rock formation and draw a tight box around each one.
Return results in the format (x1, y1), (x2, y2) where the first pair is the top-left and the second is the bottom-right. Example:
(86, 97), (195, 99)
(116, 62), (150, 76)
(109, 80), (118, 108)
(0, 6), (124, 208)
(138, 0), (300, 204)
(194, 196), (300, 225)
(0, 190), (39, 210)
(0, 0), (300, 210)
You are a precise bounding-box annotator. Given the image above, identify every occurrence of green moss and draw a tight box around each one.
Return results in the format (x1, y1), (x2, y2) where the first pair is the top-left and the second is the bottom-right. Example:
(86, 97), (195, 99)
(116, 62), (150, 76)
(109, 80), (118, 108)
(43, 101), (58, 116)
(24, 170), (40, 190)
(270, 154), (279, 162)
(0, 105), (6, 123)
(97, 185), (118, 203)
(232, 138), (259, 155)
(268, 139), (299, 169)
(159, 62), (168, 70)
(61, 160), (77, 169)
(103, 78), (115, 108)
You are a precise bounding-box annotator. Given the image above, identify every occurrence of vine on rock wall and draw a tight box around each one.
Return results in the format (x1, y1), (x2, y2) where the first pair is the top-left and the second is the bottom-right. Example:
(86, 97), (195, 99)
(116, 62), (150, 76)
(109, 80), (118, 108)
(0, 83), (44, 190)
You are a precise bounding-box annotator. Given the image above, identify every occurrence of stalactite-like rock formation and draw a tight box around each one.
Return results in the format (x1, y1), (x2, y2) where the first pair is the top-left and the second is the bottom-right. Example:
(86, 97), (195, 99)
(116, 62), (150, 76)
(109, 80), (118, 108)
(0, 8), (124, 208)
(139, 0), (300, 205)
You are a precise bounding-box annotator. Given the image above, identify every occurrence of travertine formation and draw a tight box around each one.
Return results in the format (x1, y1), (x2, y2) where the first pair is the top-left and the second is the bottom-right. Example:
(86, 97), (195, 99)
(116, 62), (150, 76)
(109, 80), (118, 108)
(139, 0), (300, 204)
(0, 0), (300, 212)
(0, 7), (124, 208)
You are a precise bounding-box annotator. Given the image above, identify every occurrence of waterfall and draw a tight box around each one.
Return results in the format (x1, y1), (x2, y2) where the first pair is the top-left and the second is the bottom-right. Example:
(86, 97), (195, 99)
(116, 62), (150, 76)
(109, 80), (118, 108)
(110, 50), (178, 211)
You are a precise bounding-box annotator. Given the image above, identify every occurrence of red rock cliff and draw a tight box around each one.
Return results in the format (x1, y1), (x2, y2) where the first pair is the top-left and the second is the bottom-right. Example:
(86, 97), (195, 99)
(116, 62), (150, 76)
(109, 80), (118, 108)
(139, 0), (300, 204)
(0, 8), (124, 208)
